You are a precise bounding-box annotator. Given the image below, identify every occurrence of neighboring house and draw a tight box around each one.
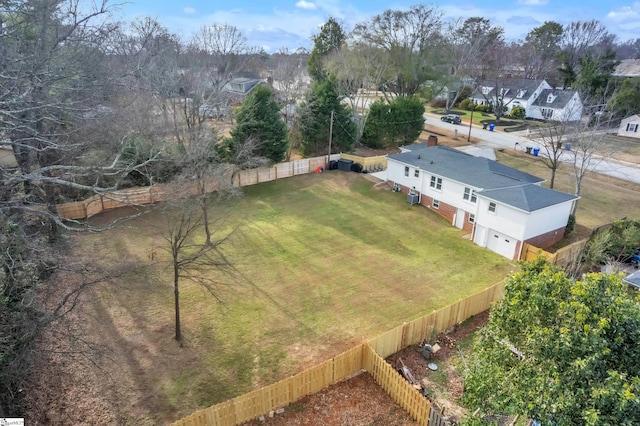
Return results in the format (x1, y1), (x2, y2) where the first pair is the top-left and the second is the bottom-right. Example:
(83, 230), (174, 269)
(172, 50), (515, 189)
(469, 78), (584, 122)
(469, 78), (552, 115)
(385, 144), (578, 260)
(618, 115), (640, 139)
(528, 89), (583, 122)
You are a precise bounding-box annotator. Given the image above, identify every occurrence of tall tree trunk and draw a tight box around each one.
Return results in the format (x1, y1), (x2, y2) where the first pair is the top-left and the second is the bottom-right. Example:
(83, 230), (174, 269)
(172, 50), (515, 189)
(174, 266), (181, 342)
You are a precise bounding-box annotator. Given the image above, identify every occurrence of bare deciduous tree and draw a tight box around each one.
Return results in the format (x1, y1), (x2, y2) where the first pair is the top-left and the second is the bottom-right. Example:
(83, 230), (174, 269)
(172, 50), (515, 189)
(161, 200), (239, 343)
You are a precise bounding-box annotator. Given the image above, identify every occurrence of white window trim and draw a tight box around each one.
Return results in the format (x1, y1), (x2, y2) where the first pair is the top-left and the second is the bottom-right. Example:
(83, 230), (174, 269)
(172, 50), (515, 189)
(414, 169), (420, 178)
(430, 176), (442, 191)
(404, 166), (409, 177)
(463, 187), (477, 203)
(488, 202), (497, 214)
(468, 213), (475, 223)
(432, 199), (440, 209)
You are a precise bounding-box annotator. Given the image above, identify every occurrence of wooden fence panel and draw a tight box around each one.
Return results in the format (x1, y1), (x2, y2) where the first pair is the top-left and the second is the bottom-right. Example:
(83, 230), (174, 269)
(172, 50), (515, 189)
(333, 344), (364, 382)
(293, 159), (309, 175)
(257, 168), (276, 183)
(275, 162), (293, 178)
(85, 195), (103, 217)
(236, 169), (258, 187)
(291, 358), (334, 401)
(339, 153), (387, 169)
(56, 201), (86, 220)
(365, 345), (430, 426)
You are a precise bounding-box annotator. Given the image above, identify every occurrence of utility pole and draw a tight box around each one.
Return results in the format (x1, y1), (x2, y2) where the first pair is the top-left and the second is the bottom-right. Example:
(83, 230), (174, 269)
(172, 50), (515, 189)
(328, 110), (334, 167)
(467, 105), (476, 142)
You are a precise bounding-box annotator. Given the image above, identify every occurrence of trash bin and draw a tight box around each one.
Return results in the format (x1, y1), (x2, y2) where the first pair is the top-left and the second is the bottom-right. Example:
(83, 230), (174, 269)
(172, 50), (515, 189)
(533, 147), (540, 156)
(482, 123), (488, 130)
(337, 159), (353, 171)
(565, 142), (572, 151)
(489, 123), (495, 131)
(525, 147), (532, 154)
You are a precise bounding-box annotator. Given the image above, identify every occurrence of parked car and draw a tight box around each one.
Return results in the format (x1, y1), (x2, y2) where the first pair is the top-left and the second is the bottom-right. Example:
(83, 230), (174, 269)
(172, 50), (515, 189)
(440, 114), (461, 124)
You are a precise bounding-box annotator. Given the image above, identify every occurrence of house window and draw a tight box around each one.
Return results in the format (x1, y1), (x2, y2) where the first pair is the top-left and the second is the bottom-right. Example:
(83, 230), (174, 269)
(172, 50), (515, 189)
(404, 166), (409, 177)
(541, 108), (553, 119)
(414, 169), (420, 178)
(463, 187), (477, 203)
(626, 123), (639, 133)
(469, 213), (475, 223)
(433, 199), (440, 209)
(488, 202), (496, 213)
(430, 176), (442, 190)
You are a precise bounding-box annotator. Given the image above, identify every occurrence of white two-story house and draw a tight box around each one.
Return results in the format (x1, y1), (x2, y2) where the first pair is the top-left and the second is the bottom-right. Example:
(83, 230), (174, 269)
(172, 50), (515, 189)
(385, 144), (578, 260)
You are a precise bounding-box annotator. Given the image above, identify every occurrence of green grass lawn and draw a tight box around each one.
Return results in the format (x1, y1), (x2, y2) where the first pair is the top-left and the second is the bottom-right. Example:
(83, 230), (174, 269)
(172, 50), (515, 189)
(78, 172), (514, 422)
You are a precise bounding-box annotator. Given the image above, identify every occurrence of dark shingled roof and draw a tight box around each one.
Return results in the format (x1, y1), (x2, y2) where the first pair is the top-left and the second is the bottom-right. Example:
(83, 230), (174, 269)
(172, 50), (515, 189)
(388, 145), (577, 211)
(471, 78), (547, 99)
(477, 184), (578, 212)
(624, 270), (640, 289)
(389, 145), (543, 189)
(531, 89), (578, 109)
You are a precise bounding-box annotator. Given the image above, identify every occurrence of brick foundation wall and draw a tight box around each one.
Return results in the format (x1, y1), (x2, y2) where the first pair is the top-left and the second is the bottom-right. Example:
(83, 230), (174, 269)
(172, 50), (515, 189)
(388, 181), (474, 231)
(525, 226), (566, 249)
(420, 194), (456, 224)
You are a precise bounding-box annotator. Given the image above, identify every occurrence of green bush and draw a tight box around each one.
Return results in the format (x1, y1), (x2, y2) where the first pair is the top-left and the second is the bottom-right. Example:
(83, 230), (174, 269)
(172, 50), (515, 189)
(510, 106), (526, 119)
(564, 214), (576, 236)
(459, 98), (474, 111)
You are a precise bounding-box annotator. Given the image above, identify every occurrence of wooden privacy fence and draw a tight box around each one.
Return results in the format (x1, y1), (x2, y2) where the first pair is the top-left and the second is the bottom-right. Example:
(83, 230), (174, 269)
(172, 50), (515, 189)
(56, 155), (334, 220)
(339, 153), (387, 170)
(520, 239), (589, 267)
(170, 281), (506, 426)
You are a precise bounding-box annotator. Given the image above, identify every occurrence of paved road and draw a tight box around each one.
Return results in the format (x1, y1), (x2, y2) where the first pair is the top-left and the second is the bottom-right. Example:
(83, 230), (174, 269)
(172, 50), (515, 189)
(425, 112), (640, 184)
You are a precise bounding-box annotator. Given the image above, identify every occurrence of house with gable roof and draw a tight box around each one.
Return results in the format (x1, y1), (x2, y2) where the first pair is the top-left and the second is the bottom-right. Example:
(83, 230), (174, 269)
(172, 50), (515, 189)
(618, 114), (640, 139)
(528, 89), (583, 121)
(469, 78), (551, 116)
(468, 78), (583, 122)
(385, 144), (578, 260)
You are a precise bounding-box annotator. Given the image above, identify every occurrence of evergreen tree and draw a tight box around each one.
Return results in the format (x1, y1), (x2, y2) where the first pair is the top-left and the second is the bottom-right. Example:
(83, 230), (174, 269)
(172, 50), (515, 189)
(361, 96), (424, 149)
(225, 85), (288, 163)
(296, 77), (356, 157)
(307, 17), (346, 82)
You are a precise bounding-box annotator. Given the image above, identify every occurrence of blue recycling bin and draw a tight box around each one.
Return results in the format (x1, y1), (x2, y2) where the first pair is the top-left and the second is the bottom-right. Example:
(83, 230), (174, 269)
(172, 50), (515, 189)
(565, 142), (572, 151)
(489, 123), (495, 131)
(533, 147), (540, 156)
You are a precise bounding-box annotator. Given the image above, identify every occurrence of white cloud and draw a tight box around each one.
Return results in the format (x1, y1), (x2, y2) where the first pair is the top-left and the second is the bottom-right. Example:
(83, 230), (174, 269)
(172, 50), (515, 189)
(607, 2), (640, 22)
(183, 7), (196, 14)
(517, 0), (549, 5)
(296, 1), (317, 10)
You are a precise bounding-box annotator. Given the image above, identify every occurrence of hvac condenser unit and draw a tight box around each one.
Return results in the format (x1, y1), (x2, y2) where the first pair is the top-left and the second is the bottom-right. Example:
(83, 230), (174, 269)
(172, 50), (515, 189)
(407, 193), (419, 205)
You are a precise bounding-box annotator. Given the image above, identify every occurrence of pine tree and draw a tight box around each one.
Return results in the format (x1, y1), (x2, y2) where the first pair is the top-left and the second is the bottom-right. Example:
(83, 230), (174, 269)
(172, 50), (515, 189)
(227, 85), (288, 163)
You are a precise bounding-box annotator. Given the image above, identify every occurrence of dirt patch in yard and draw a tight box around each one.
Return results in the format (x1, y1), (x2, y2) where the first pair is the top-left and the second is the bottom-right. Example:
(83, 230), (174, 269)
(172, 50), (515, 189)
(386, 310), (489, 423)
(240, 372), (420, 426)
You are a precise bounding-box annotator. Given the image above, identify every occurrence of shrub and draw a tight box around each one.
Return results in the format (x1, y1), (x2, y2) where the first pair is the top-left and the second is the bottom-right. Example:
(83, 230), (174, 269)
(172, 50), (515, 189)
(510, 106), (526, 119)
(459, 99), (473, 111)
(564, 214), (576, 236)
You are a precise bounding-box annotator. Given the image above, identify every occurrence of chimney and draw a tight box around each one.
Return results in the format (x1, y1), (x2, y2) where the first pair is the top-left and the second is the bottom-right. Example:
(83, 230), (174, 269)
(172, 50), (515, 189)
(427, 135), (438, 147)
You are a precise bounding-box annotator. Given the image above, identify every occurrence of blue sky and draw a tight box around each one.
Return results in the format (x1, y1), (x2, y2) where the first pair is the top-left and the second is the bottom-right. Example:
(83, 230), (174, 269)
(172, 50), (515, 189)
(117, 0), (640, 52)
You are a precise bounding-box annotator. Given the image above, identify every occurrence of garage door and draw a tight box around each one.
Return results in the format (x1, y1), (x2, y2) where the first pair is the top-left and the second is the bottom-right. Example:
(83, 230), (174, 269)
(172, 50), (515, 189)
(486, 230), (517, 259)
